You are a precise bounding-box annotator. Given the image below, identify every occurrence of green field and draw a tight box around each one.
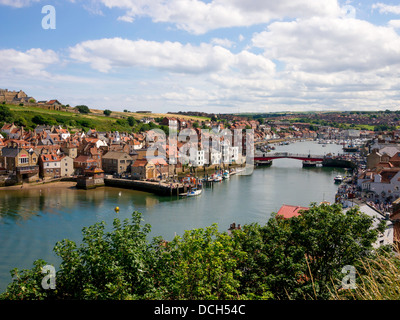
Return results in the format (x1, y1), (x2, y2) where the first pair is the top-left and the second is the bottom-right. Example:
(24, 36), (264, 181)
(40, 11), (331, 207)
(0, 104), (210, 134)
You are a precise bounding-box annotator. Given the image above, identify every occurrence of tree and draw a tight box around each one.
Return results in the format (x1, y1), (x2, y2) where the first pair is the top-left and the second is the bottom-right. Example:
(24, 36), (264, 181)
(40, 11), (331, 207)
(32, 114), (48, 125)
(75, 105), (90, 114)
(127, 116), (136, 127)
(0, 105), (14, 123)
(0, 212), (159, 300)
(234, 203), (386, 300)
(155, 224), (248, 300)
(0, 205), (386, 301)
(103, 109), (112, 116)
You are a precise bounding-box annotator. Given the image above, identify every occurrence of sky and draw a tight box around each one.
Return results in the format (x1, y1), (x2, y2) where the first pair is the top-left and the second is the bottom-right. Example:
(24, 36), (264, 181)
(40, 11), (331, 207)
(1, 0), (400, 114)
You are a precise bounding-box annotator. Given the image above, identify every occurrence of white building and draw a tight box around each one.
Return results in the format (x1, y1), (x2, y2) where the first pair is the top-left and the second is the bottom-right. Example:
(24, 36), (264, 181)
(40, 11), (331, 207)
(361, 169), (400, 201)
(189, 147), (205, 167)
(210, 148), (222, 165)
(343, 202), (393, 249)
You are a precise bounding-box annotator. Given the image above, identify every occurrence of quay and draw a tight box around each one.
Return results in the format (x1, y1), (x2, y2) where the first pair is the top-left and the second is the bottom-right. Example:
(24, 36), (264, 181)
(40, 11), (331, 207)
(104, 178), (185, 196)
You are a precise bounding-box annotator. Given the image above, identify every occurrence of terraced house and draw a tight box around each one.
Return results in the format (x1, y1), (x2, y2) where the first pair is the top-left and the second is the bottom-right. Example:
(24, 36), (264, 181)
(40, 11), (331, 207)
(39, 154), (62, 179)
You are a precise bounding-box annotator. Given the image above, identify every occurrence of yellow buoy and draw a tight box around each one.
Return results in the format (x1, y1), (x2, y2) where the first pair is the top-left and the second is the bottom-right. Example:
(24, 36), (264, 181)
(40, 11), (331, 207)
(115, 207), (119, 212)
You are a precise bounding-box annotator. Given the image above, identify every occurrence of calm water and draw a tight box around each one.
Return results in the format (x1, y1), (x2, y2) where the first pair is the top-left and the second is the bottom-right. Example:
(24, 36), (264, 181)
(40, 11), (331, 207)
(0, 141), (346, 292)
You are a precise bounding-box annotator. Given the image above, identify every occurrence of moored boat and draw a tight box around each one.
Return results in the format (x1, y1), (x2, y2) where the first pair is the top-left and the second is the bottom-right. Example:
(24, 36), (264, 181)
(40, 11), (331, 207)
(334, 175), (344, 183)
(187, 188), (202, 196)
(223, 170), (230, 179)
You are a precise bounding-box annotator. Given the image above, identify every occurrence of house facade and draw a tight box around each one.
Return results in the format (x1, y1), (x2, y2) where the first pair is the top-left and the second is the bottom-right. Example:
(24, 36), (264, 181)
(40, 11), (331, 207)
(131, 157), (168, 180)
(102, 151), (134, 176)
(39, 154), (62, 179)
(0, 147), (39, 182)
(60, 155), (74, 177)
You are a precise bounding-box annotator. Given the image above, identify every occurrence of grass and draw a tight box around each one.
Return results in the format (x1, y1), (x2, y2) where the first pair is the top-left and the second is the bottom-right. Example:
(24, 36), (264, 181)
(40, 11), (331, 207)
(1, 103), (210, 133)
(331, 246), (400, 300)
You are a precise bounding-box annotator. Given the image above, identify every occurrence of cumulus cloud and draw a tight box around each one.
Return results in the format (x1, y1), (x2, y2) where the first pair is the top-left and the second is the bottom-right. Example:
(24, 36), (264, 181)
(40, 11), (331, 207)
(0, 48), (59, 77)
(94, 0), (342, 34)
(251, 17), (400, 73)
(68, 37), (276, 75)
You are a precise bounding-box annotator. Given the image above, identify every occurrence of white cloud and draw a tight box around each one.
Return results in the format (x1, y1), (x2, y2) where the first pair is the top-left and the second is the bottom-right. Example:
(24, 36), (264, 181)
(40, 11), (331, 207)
(0, 48), (58, 77)
(117, 15), (134, 23)
(95, 0), (342, 34)
(252, 17), (400, 73)
(372, 3), (400, 15)
(68, 37), (276, 76)
(0, 0), (40, 7)
(389, 19), (400, 29)
(210, 38), (234, 48)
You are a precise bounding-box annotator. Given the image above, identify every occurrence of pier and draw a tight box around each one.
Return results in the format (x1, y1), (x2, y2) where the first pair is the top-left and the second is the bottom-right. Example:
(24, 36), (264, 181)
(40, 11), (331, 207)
(104, 178), (184, 196)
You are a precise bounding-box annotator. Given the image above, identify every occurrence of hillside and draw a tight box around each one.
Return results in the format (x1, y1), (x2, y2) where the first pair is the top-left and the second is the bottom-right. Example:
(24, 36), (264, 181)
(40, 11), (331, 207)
(0, 104), (210, 133)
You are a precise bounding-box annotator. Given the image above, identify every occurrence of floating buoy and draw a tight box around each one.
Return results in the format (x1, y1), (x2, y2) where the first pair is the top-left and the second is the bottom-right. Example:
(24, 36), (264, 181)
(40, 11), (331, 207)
(115, 207), (119, 212)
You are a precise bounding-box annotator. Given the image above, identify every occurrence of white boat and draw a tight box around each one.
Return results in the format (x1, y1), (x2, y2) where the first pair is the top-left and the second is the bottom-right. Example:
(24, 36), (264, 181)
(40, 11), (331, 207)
(223, 170), (230, 179)
(213, 174), (222, 182)
(187, 188), (202, 196)
(334, 175), (344, 183)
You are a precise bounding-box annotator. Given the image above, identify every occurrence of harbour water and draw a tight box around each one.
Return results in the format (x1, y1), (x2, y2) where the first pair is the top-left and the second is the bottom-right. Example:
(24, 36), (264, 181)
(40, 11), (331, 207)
(0, 140), (346, 292)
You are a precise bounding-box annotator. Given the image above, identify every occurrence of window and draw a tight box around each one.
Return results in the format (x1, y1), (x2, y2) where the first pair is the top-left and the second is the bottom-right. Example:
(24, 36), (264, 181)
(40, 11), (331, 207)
(19, 157), (29, 164)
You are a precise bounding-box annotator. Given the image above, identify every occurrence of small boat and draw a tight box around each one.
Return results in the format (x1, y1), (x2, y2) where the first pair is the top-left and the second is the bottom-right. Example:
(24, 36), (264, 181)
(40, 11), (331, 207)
(334, 175), (344, 183)
(223, 170), (230, 179)
(213, 174), (222, 182)
(187, 188), (202, 196)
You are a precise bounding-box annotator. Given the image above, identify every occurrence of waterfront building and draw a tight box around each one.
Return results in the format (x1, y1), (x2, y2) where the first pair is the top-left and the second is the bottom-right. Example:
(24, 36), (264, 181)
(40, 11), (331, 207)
(60, 155), (74, 177)
(39, 154), (62, 179)
(189, 147), (205, 167)
(131, 157), (168, 180)
(102, 151), (135, 176)
(0, 147), (39, 182)
(76, 166), (105, 189)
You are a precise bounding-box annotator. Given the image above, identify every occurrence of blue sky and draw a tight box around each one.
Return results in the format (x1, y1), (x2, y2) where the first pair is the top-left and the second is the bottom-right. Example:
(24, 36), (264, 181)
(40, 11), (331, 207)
(1, 0), (400, 114)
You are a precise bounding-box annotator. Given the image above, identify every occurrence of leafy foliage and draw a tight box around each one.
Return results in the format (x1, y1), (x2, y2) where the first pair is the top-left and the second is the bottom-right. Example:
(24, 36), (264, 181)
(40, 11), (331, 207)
(0, 204), (386, 300)
(75, 105), (90, 114)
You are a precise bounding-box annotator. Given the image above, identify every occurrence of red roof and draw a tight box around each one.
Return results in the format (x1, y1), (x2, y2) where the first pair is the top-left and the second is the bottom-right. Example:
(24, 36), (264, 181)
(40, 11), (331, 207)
(276, 205), (309, 219)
